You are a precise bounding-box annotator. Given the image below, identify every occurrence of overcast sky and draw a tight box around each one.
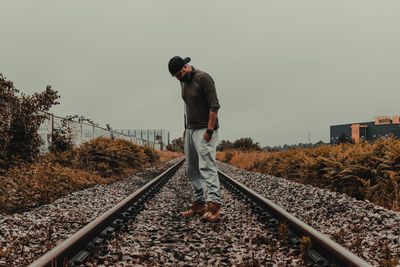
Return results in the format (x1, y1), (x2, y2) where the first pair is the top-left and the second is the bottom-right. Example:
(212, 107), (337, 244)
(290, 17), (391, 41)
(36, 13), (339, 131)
(1, 1), (399, 147)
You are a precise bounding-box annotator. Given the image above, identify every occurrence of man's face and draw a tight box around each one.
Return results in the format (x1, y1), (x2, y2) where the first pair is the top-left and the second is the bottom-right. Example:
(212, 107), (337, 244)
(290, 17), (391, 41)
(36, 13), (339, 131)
(172, 64), (190, 80)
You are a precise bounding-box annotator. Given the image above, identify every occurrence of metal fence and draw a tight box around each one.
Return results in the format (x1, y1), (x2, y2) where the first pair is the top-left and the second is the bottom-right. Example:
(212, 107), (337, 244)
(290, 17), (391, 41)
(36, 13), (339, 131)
(38, 112), (162, 151)
(116, 129), (170, 147)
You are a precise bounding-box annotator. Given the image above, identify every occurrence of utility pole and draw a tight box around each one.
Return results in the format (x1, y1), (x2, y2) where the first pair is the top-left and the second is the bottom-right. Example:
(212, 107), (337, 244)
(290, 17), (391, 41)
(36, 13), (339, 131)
(308, 130), (311, 144)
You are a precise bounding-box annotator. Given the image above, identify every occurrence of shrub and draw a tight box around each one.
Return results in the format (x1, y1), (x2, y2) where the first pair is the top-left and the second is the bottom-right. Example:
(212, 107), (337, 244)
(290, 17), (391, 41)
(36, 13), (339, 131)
(141, 145), (160, 164)
(74, 137), (159, 177)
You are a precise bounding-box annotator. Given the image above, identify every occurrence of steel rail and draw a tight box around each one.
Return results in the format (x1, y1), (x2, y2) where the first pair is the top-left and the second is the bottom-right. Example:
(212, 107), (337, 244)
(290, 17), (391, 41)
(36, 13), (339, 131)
(218, 170), (372, 267)
(29, 158), (184, 267)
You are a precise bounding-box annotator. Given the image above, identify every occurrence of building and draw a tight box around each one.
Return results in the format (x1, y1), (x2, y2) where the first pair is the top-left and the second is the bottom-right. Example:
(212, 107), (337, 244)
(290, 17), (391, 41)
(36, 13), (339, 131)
(330, 116), (400, 144)
(116, 129), (170, 147)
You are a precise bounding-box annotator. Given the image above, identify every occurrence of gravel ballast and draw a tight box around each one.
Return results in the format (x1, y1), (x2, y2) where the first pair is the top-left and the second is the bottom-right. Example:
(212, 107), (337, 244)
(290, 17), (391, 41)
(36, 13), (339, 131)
(217, 162), (400, 266)
(0, 158), (181, 266)
(87, 164), (304, 266)
(2, 158), (399, 266)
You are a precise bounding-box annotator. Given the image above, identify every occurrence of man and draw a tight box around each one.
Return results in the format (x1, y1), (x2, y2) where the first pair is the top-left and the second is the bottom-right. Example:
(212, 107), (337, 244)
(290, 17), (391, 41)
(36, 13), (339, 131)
(168, 56), (221, 222)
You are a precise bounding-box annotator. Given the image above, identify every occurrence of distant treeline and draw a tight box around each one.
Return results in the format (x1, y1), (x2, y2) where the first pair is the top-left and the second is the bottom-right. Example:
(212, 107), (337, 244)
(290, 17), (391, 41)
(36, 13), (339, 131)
(166, 137), (263, 153)
(262, 140), (327, 152)
(167, 135), (330, 153)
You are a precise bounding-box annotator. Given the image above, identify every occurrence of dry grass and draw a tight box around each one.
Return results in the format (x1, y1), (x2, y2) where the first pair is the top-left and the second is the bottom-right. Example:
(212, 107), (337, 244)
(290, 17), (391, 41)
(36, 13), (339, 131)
(0, 159), (107, 214)
(217, 150), (265, 170)
(218, 137), (400, 211)
(0, 138), (177, 215)
(157, 150), (183, 163)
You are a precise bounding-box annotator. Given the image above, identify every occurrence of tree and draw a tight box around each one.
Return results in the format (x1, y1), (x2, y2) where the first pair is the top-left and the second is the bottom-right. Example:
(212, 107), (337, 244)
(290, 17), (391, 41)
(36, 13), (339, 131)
(232, 137), (262, 151)
(217, 140), (233, 151)
(0, 74), (60, 172)
(167, 137), (184, 153)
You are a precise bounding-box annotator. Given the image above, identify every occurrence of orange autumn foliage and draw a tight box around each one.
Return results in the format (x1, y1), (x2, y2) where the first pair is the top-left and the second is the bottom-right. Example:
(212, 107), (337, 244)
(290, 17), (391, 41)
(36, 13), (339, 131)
(218, 137), (400, 211)
(0, 159), (106, 213)
(216, 150), (265, 170)
(0, 137), (181, 214)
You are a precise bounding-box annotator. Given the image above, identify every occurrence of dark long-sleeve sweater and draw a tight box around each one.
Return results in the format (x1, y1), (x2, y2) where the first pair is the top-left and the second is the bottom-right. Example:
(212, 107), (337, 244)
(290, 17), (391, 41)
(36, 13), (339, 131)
(181, 68), (220, 130)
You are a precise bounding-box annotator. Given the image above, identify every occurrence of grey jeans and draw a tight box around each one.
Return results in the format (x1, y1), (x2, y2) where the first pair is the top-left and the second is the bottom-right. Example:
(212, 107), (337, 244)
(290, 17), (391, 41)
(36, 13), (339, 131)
(184, 128), (221, 204)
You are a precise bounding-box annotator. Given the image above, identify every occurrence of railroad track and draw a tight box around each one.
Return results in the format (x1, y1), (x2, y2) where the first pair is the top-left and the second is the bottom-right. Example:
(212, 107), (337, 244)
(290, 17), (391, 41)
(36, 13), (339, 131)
(29, 159), (371, 266)
(219, 171), (371, 267)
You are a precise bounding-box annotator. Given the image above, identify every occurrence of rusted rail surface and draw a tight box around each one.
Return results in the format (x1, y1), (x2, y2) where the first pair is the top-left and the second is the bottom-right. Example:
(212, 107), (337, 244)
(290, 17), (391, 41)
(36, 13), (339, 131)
(218, 170), (372, 267)
(29, 159), (184, 267)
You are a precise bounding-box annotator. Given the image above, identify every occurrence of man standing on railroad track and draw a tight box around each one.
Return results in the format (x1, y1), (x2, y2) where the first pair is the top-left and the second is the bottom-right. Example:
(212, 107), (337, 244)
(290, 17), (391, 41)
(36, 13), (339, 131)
(168, 56), (221, 222)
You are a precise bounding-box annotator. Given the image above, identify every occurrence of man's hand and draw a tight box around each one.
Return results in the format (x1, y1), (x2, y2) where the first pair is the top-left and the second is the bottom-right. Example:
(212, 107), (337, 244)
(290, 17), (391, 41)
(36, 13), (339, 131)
(203, 131), (212, 143)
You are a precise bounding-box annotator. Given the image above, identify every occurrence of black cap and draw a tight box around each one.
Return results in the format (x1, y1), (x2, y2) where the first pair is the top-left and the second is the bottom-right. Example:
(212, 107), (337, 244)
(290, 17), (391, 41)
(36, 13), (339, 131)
(168, 56), (191, 75)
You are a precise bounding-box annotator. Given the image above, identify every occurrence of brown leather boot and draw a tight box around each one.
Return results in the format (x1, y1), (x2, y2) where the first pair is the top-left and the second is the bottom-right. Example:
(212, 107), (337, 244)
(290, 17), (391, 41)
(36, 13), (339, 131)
(202, 202), (220, 222)
(182, 201), (207, 216)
